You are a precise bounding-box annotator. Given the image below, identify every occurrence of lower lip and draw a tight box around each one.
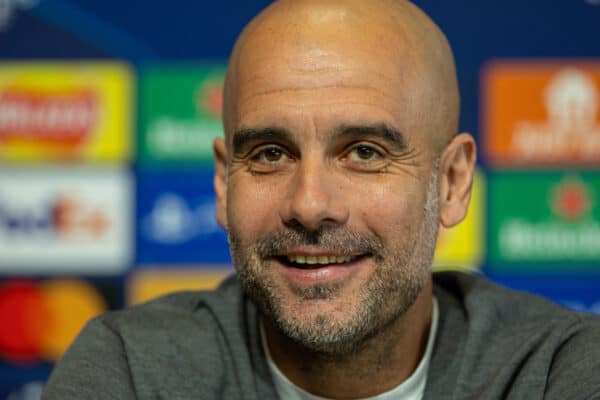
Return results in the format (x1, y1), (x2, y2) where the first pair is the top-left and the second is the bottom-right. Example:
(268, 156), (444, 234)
(274, 257), (364, 285)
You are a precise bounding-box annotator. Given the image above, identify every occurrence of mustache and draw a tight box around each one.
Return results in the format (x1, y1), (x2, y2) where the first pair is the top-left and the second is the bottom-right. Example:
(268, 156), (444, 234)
(253, 222), (384, 258)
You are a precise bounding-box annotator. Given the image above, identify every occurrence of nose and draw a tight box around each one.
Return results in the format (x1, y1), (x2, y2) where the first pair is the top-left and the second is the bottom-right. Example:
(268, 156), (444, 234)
(279, 158), (349, 231)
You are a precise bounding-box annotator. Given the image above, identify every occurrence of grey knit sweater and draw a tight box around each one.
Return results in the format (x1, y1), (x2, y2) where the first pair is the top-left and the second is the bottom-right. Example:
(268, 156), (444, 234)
(43, 272), (600, 399)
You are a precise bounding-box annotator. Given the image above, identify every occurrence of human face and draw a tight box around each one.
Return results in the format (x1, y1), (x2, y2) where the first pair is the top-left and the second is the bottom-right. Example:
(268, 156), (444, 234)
(222, 12), (442, 355)
(228, 164), (439, 354)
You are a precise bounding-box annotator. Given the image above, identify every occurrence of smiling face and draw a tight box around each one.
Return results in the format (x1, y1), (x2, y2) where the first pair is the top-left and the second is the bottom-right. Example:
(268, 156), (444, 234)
(215, 0), (474, 355)
(228, 158), (440, 355)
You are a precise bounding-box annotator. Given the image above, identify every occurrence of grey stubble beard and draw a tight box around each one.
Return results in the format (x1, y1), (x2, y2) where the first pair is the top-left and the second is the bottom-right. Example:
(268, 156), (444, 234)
(228, 169), (440, 356)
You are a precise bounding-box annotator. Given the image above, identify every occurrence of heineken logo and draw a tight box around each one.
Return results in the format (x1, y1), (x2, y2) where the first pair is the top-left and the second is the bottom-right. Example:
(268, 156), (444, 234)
(491, 172), (600, 265)
(139, 65), (226, 162)
(196, 80), (224, 119)
(147, 117), (222, 157)
(551, 177), (594, 222)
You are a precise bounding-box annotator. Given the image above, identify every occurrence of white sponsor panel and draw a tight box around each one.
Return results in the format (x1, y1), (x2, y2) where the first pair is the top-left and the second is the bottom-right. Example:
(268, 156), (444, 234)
(0, 167), (132, 273)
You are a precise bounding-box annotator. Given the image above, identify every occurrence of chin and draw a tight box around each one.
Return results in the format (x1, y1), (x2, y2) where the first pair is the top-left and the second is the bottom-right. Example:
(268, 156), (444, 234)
(263, 286), (387, 356)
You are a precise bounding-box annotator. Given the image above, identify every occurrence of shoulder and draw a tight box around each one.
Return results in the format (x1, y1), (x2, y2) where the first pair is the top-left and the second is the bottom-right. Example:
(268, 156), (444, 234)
(44, 275), (256, 399)
(433, 270), (598, 327)
(429, 271), (600, 398)
(83, 274), (248, 371)
(99, 274), (244, 336)
(545, 312), (600, 399)
(433, 270), (600, 354)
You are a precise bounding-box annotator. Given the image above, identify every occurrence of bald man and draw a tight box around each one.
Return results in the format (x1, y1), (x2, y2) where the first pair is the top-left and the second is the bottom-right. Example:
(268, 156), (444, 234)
(44, 1), (600, 399)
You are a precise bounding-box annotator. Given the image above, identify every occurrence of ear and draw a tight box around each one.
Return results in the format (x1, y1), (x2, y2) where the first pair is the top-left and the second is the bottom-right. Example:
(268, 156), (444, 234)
(213, 137), (228, 229)
(438, 133), (477, 228)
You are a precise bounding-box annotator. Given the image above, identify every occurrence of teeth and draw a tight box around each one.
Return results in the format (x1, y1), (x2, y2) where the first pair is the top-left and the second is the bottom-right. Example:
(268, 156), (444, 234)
(286, 255), (356, 265)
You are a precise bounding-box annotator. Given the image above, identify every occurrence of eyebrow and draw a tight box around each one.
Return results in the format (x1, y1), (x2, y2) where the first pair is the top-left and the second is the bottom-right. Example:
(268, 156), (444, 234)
(232, 127), (292, 154)
(332, 123), (409, 152)
(231, 123), (409, 154)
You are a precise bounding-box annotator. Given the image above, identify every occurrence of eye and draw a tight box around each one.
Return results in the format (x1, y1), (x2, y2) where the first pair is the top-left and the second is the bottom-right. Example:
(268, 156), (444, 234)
(347, 144), (384, 162)
(250, 146), (287, 164)
(247, 145), (294, 173)
(252, 146), (287, 163)
(340, 142), (389, 172)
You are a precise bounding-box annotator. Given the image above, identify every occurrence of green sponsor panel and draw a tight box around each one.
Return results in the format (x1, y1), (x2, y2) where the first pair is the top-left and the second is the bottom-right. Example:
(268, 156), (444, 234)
(489, 171), (600, 270)
(138, 64), (226, 165)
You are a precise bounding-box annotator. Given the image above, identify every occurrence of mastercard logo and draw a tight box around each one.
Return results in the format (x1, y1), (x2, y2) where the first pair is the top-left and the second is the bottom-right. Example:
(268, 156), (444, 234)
(0, 279), (107, 365)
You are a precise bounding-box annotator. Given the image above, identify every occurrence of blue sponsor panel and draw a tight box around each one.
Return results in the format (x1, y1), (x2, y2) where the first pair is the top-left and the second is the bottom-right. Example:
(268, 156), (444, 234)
(136, 170), (230, 264)
(488, 273), (600, 315)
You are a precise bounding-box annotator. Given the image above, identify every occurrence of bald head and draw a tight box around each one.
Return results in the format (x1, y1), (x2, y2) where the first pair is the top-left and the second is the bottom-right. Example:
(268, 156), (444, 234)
(223, 0), (460, 152)
(214, 4), (476, 373)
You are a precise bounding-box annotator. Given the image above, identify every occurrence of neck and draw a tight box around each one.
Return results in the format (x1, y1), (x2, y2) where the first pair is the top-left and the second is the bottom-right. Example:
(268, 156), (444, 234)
(263, 279), (434, 399)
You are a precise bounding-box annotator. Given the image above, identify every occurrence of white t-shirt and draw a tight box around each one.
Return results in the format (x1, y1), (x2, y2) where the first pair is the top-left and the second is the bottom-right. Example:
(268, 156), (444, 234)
(261, 297), (439, 400)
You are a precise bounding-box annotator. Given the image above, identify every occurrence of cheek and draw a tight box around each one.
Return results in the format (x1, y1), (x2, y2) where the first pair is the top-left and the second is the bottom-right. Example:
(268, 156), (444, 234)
(227, 177), (284, 236)
(356, 183), (423, 235)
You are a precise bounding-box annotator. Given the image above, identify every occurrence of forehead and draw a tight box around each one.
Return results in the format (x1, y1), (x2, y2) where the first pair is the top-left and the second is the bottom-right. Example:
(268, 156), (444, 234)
(234, 90), (406, 148)
(228, 6), (431, 144)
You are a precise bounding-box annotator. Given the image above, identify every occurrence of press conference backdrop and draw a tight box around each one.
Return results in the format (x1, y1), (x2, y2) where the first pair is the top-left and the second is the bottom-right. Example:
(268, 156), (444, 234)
(0, 0), (599, 396)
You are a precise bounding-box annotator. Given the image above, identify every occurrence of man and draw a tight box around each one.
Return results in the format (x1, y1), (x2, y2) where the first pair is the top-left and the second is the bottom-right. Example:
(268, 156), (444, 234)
(44, 0), (600, 399)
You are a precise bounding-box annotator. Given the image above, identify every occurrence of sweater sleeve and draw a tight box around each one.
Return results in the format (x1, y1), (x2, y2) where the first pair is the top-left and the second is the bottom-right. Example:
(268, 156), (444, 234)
(544, 321), (600, 400)
(42, 317), (137, 400)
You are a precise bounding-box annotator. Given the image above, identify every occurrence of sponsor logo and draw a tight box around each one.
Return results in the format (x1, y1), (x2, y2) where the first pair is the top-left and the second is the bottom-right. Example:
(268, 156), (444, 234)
(197, 78), (224, 119)
(550, 176), (594, 221)
(0, 279), (107, 365)
(136, 171), (230, 263)
(0, 62), (133, 162)
(0, 168), (132, 273)
(483, 62), (600, 165)
(139, 64), (226, 163)
(0, 87), (98, 147)
(500, 219), (600, 259)
(128, 267), (233, 306)
(433, 169), (485, 271)
(0, 192), (110, 239)
(490, 172), (600, 265)
(146, 117), (222, 159)
(142, 193), (220, 244)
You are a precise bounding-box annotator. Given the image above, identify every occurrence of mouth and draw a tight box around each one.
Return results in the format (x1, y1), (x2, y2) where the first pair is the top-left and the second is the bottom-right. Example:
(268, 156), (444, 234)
(272, 252), (370, 286)
(274, 253), (367, 269)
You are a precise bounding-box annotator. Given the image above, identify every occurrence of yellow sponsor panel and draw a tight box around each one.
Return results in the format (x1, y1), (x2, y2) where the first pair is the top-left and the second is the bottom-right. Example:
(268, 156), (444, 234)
(128, 267), (234, 306)
(433, 169), (485, 271)
(0, 62), (133, 162)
